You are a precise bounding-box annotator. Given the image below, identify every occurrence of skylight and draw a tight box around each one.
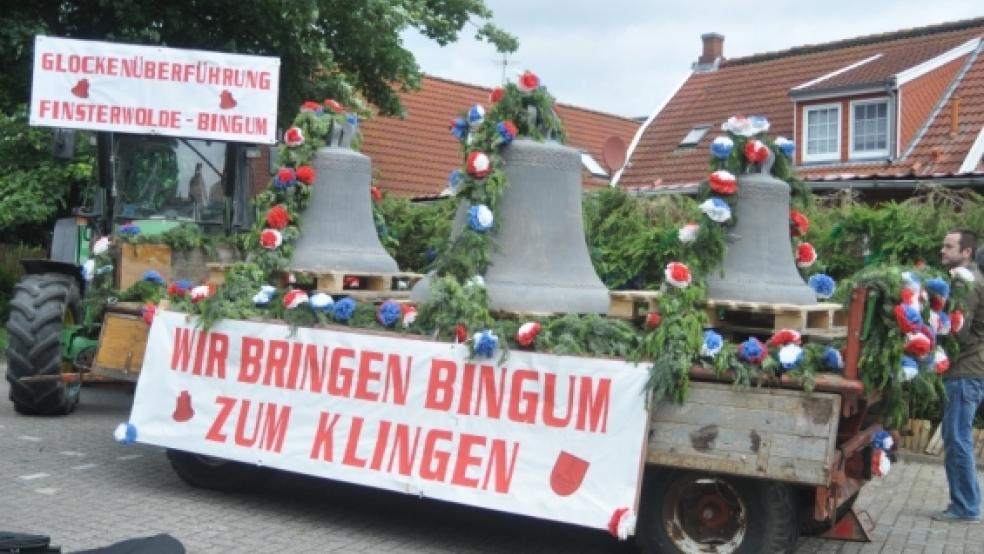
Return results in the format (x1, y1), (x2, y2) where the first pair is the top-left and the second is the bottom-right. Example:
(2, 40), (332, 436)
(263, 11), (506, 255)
(679, 125), (710, 147)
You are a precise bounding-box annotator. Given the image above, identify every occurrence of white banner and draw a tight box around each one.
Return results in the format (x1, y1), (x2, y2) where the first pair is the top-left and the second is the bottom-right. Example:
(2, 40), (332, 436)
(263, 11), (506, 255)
(30, 36), (279, 143)
(129, 311), (650, 531)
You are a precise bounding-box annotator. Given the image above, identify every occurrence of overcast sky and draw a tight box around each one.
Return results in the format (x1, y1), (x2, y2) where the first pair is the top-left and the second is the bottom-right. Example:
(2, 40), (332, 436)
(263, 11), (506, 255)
(402, 1), (982, 119)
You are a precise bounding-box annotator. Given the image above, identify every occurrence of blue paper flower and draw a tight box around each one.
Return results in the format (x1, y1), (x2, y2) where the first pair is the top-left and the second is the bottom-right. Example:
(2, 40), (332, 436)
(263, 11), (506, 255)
(701, 330), (723, 357)
(496, 121), (517, 144)
(900, 304), (923, 327)
(774, 136), (796, 158)
(738, 337), (766, 364)
(468, 204), (494, 232)
(925, 278), (950, 300)
(332, 297), (357, 322)
(118, 223), (140, 237)
(450, 117), (469, 141)
(710, 136), (734, 159)
(473, 329), (498, 358)
(824, 347), (844, 371)
(447, 169), (464, 195)
(346, 114), (359, 128)
(113, 422), (137, 445)
(174, 279), (193, 291)
(899, 356), (919, 381)
(376, 300), (402, 327)
(872, 430), (893, 451)
(467, 104), (485, 128)
(808, 274), (836, 299)
(142, 270), (166, 285)
(252, 285), (277, 306)
(699, 197), (732, 223)
(425, 246), (438, 262)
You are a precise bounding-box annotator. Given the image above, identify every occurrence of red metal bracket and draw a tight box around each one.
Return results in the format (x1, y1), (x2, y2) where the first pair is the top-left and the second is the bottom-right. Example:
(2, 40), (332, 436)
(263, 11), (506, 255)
(818, 508), (874, 542)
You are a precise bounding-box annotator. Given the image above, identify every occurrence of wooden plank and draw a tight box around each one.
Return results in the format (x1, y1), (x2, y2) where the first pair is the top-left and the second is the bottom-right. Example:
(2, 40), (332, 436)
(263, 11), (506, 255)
(93, 312), (149, 377)
(925, 424), (944, 455)
(648, 382), (840, 486)
(118, 243), (172, 290)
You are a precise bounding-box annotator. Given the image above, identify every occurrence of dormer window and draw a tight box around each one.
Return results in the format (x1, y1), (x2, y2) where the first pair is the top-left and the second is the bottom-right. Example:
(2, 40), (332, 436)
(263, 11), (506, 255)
(850, 99), (889, 158)
(802, 104), (840, 163)
(679, 125), (710, 147)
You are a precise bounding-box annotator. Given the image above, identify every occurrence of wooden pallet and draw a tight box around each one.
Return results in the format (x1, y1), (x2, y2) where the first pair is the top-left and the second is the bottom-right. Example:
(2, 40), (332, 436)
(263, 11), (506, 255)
(608, 290), (661, 319)
(290, 270), (423, 295)
(704, 299), (847, 336)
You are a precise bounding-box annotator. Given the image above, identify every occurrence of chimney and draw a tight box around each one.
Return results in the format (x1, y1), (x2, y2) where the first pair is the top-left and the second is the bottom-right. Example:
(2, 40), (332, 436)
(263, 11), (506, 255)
(693, 33), (724, 73)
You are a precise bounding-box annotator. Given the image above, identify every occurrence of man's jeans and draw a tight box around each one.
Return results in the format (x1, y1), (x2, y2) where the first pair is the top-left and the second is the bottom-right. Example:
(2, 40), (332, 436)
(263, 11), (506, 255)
(942, 378), (984, 518)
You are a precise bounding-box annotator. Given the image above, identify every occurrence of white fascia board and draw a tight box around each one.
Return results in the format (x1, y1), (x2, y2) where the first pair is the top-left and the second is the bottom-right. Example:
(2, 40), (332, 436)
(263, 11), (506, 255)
(791, 54), (883, 91)
(895, 38), (981, 86)
(611, 71), (692, 187)
(959, 126), (984, 174)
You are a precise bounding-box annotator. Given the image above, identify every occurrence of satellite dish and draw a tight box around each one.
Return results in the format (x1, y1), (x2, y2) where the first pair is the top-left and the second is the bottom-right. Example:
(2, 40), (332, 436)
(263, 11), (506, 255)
(602, 136), (627, 172)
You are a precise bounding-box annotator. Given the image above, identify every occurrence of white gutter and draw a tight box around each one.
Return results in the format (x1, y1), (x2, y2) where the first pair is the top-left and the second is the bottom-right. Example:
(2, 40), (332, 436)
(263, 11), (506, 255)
(959, 126), (984, 174)
(611, 71), (692, 187)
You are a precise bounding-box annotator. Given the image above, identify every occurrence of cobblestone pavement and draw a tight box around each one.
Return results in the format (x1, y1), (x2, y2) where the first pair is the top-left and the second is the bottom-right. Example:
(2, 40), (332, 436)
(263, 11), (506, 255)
(1, 373), (983, 553)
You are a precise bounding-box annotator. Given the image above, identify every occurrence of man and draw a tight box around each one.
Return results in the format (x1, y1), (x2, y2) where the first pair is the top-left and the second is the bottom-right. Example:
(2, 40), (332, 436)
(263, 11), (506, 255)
(934, 229), (984, 522)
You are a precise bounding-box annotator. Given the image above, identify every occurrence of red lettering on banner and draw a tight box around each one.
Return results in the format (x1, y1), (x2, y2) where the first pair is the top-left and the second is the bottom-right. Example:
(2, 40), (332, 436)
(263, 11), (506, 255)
(576, 376), (611, 433)
(451, 433), (485, 488)
(329, 347), (355, 396)
(204, 333), (228, 379)
(483, 440), (520, 493)
(508, 369), (539, 424)
(420, 429), (453, 481)
(170, 327), (195, 371)
(354, 350), (383, 401)
(227, 398), (291, 452)
(368, 420), (391, 471)
(239, 337), (263, 383)
(382, 354), (411, 405)
(205, 395), (236, 443)
(262, 339), (289, 388)
(309, 412), (342, 462)
(425, 358), (456, 410)
(542, 373), (576, 428)
(196, 113), (268, 136)
(343, 416), (368, 468)
(387, 422), (422, 474)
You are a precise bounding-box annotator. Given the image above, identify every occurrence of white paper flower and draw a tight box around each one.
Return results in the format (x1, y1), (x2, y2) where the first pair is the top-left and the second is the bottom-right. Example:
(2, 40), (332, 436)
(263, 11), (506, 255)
(465, 275), (486, 288)
(699, 198), (732, 223)
(82, 259), (95, 282)
(678, 223), (700, 243)
(92, 236), (111, 255)
(950, 266), (975, 283)
(778, 344), (804, 370)
(310, 292), (335, 311)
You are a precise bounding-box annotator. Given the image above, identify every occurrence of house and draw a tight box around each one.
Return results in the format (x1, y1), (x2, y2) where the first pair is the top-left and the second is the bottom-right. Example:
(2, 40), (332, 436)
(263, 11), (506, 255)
(358, 75), (640, 197)
(614, 17), (984, 196)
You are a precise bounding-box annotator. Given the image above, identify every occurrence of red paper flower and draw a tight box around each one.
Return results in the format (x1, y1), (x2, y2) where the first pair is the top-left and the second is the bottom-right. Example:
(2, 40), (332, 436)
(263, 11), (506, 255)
(930, 295), (946, 311)
(767, 328), (802, 348)
(904, 331), (932, 358)
(283, 289), (309, 310)
(894, 304), (921, 333)
(708, 170), (737, 195)
(789, 209), (810, 237)
(190, 284), (214, 303)
(466, 151), (491, 178)
(517, 70), (540, 93)
(371, 186), (382, 203)
(324, 99), (344, 113)
(664, 262), (692, 288)
(744, 139), (769, 163)
(900, 288), (915, 305)
(455, 324), (468, 343)
(489, 87), (504, 103)
(300, 101), (322, 112)
(278, 167), (296, 185)
(141, 303), (156, 326)
(167, 283), (185, 297)
(284, 127), (304, 147)
(296, 165), (315, 185)
(516, 321), (541, 347)
(796, 242), (817, 268)
(260, 228), (283, 249)
(644, 311), (662, 329)
(952, 310), (964, 333)
(266, 204), (290, 229)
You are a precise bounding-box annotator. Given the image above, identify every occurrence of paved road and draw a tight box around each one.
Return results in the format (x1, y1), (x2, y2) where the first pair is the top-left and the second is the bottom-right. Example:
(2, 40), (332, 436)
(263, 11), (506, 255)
(2, 375), (983, 553)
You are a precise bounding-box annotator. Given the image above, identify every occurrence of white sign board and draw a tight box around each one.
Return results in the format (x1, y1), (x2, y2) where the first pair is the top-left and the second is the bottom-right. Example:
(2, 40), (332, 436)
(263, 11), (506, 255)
(30, 36), (279, 143)
(129, 311), (651, 531)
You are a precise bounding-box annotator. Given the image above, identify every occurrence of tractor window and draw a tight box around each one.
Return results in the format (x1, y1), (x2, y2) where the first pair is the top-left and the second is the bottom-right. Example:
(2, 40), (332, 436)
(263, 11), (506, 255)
(114, 136), (226, 223)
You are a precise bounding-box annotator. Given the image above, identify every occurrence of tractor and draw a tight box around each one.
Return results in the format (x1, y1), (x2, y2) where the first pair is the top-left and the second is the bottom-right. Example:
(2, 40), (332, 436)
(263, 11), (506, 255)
(4, 130), (263, 415)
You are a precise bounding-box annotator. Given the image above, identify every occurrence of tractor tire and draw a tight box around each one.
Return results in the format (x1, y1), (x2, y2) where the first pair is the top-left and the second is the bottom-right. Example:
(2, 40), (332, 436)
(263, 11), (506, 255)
(636, 469), (799, 554)
(5, 273), (82, 415)
(166, 449), (274, 492)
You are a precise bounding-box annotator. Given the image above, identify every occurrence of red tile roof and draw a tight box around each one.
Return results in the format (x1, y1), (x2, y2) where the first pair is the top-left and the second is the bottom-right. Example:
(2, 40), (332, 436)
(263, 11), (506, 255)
(617, 17), (984, 189)
(358, 75), (639, 197)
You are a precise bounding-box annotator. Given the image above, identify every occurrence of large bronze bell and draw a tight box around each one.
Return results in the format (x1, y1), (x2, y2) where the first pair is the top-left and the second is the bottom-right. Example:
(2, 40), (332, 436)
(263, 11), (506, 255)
(706, 149), (817, 305)
(412, 139), (610, 315)
(289, 121), (399, 274)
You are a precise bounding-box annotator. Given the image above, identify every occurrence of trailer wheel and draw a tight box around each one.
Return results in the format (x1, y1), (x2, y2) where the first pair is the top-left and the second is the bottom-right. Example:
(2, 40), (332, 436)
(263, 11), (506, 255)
(166, 449), (273, 492)
(636, 469), (798, 554)
(5, 273), (82, 415)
